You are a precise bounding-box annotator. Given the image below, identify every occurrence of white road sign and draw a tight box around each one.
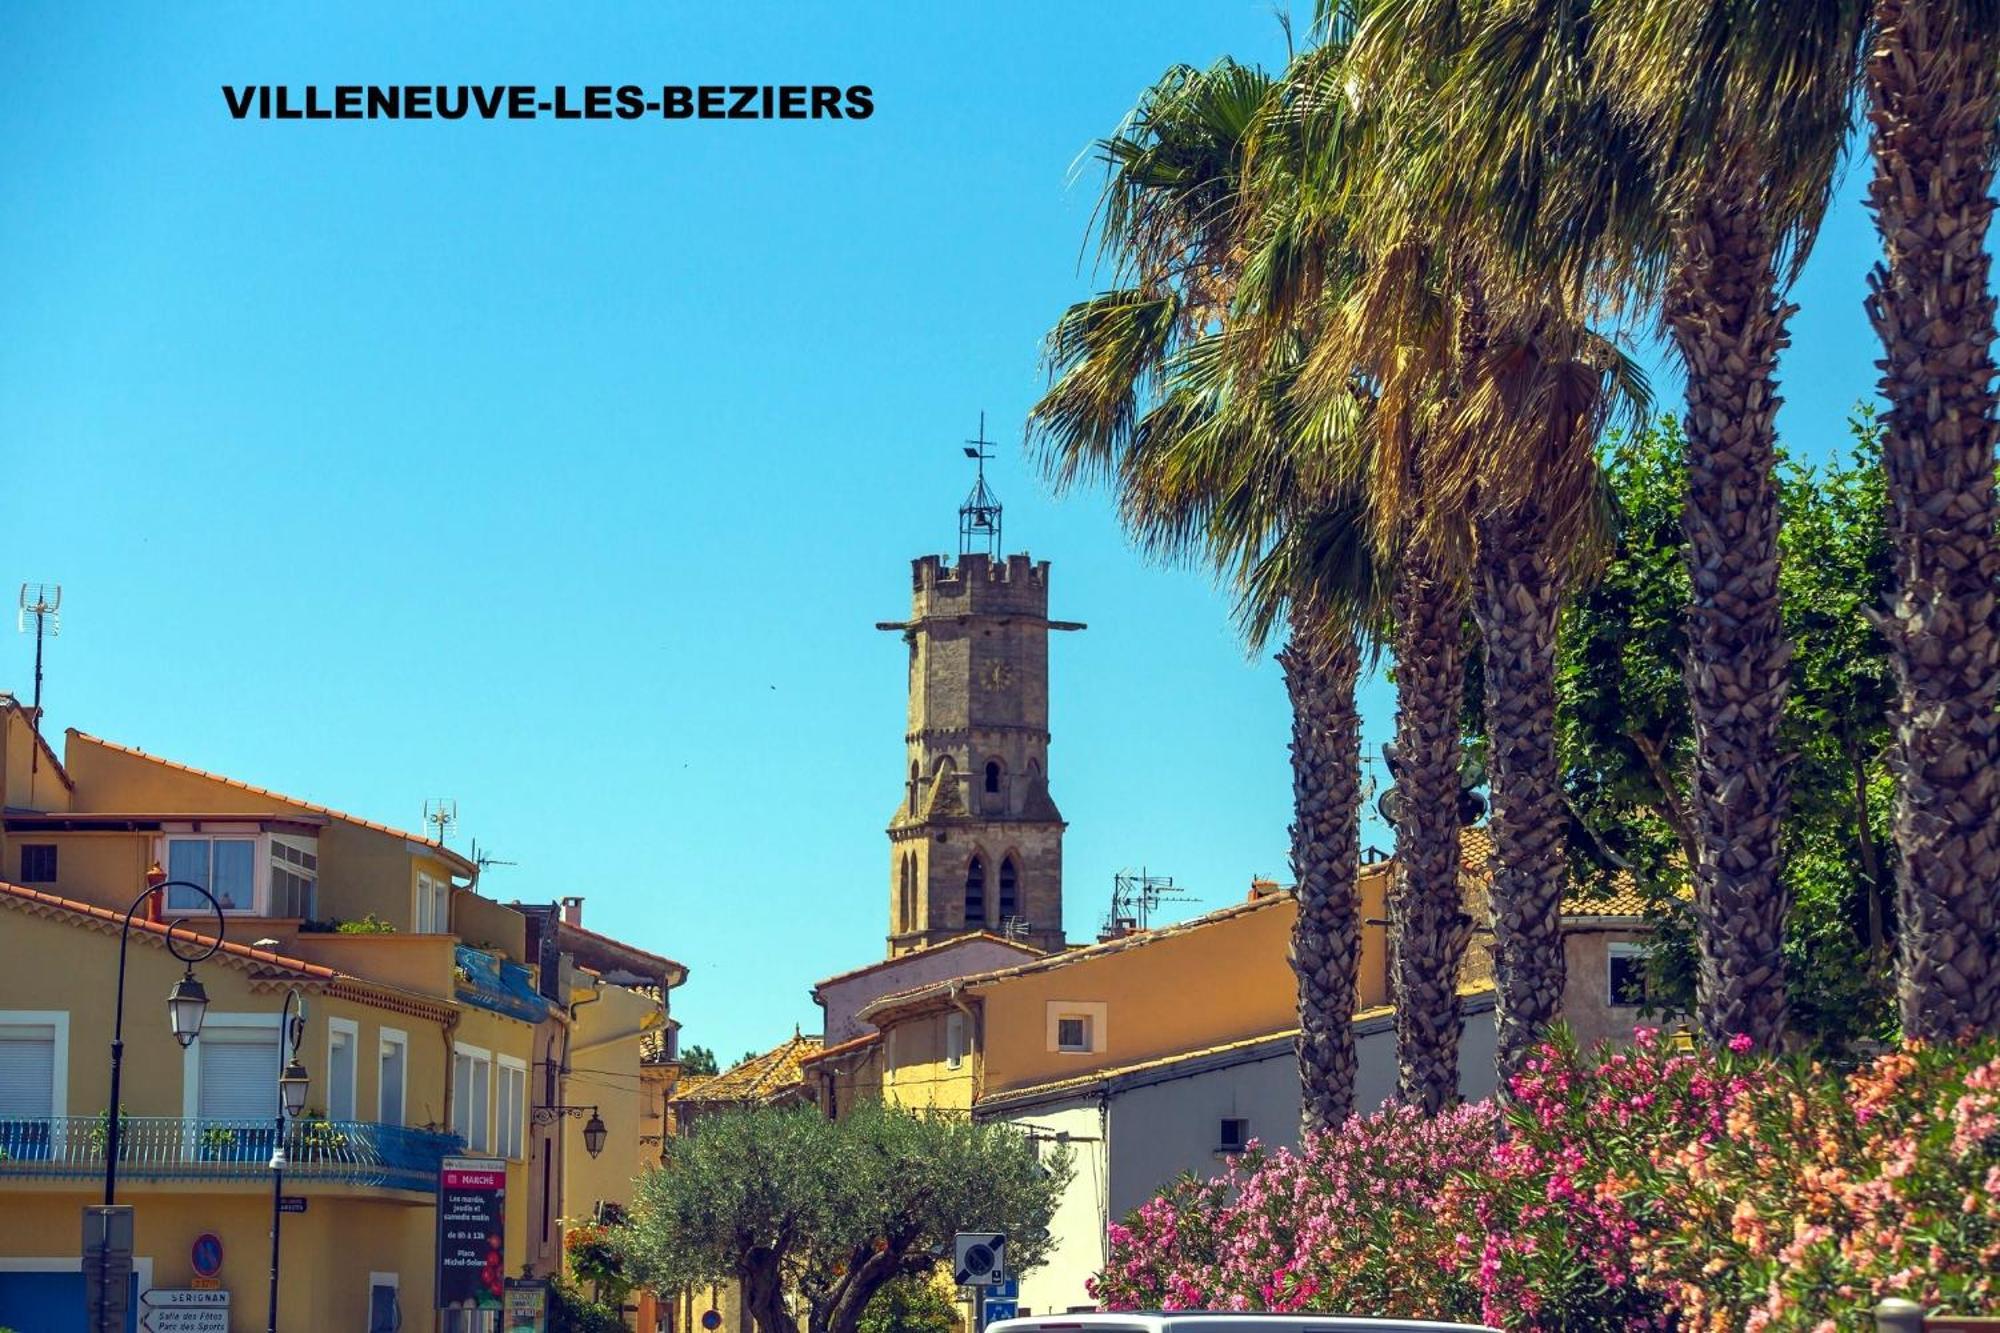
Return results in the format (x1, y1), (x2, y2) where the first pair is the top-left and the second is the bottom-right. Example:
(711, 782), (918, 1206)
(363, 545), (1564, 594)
(953, 1232), (1007, 1287)
(140, 1288), (229, 1333)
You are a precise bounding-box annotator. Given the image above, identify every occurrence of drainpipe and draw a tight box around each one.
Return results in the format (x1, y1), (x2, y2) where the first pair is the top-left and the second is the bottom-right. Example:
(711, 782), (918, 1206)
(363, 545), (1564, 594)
(946, 982), (981, 1102)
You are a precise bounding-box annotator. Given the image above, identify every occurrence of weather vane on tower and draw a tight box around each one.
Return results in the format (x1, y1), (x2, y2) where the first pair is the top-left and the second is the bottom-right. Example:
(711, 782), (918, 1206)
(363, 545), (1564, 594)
(958, 410), (1003, 558)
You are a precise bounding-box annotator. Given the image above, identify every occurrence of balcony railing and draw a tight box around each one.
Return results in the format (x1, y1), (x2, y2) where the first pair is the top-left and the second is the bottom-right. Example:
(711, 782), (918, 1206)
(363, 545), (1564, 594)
(0, 1117), (462, 1192)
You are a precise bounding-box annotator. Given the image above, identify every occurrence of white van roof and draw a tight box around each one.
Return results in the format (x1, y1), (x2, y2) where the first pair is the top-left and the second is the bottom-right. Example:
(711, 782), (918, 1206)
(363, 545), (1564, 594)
(989, 1316), (1500, 1333)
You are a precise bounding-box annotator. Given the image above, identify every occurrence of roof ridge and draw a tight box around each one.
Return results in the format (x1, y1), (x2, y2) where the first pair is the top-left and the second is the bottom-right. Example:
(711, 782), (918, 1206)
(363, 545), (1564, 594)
(66, 730), (475, 874)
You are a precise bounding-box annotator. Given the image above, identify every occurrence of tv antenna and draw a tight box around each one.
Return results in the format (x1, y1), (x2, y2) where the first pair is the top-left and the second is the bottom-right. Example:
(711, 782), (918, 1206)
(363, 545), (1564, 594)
(1099, 868), (1196, 941)
(423, 798), (458, 846)
(469, 838), (517, 875)
(958, 411), (1003, 558)
(17, 584), (60, 784)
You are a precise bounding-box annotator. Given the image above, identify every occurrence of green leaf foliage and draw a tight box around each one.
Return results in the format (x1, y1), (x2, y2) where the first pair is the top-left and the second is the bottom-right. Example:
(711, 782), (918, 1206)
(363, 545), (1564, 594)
(1557, 411), (1896, 1051)
(613, 1103), (1069, 1333)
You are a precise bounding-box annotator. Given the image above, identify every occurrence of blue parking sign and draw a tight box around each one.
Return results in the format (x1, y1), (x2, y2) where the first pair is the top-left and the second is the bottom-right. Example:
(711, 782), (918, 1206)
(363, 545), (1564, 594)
(984, 1300), (1018, 1323)
(988, 1278), (1018, 1300)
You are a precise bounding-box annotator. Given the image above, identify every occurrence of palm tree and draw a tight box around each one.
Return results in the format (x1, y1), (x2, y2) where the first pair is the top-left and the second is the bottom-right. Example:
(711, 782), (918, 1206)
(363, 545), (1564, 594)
(1861, 0), (2000, 1039)
(1029, 58), (1384, 1132)
(1342, 0), (1869, 1051)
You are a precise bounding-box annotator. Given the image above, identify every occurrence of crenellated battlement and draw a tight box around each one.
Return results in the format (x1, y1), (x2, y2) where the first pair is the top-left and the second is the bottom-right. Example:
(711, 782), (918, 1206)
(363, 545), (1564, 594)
(910, 552), (1050, 615)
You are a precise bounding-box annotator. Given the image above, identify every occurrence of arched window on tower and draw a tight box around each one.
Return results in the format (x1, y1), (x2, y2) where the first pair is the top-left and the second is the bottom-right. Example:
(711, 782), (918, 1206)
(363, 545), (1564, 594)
(964, 856), (986, 928)
(984, 761), (1001, 793)
(998, 856), (1018, 925)
(899, 853), (914, 932)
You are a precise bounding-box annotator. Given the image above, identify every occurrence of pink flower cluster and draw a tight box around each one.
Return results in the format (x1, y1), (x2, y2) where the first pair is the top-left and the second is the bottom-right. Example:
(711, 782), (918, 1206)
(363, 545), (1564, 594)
(1093, 1033), (2000, 1332)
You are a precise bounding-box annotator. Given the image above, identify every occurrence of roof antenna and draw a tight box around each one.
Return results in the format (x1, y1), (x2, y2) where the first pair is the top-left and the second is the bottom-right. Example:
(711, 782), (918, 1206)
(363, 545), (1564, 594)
(1099, 868), (1197, 941)
(469, 838), (517, 874)
(423, 798), (458, 847)
(17, 583), (61, 793)
(958, 411), (1003, 558)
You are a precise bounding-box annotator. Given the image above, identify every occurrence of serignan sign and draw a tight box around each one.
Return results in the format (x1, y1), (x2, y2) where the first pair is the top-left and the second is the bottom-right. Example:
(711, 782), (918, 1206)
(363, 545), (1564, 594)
(436, 1155), (507, 1312)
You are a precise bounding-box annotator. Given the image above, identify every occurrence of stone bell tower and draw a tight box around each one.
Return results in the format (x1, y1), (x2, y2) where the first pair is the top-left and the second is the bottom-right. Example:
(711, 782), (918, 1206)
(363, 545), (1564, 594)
(875, 419), (1082, 957)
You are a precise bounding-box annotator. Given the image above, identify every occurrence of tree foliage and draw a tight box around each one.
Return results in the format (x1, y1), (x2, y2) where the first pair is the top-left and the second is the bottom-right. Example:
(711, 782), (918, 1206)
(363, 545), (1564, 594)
(1557, 413), (1897, 1050)
(856, 1275), (961, 1333)
(612, 1103), (1068, 1333)
(680, 1045), (720, 1076)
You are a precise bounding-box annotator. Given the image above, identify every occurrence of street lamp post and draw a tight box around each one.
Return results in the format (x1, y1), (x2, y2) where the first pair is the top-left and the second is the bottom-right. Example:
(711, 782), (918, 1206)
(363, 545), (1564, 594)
(267, 989), (309, 1333)
(531, 1104), (608, 1158)
(99, 870), (224, 1332)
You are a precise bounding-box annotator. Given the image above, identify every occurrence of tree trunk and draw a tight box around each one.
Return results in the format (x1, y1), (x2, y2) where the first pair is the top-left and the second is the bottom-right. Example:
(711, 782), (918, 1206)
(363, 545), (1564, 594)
(1864, 0), (2000, 1041)
(1390, 559), (1474, 1114)
(1665, 165), (1796, 1052)
(741, 1253), (801, 1333)
(1472, 504), (1568, 1086)
(1281, 598), (1365, 1136)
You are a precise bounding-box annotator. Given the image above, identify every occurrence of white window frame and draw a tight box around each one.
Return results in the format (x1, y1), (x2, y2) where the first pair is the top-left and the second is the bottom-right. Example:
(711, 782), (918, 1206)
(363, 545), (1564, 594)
(452, 1041), (493, 1153)
(497, 1055), (528, 1160)
(378, 1028), (409, 1126)
(416, 872), (451, 935)
(326, 1017), (359, 1121)
(269, 832), (320, 920)
(1607, 941), (1649, 1009)
(945, 1013), (966, 1070)
(0, 1009), (69, 1118)
(1046, 1001), (1106, 1055)
(183, 1012), (281, 1122)
(158, 828), (263, 915)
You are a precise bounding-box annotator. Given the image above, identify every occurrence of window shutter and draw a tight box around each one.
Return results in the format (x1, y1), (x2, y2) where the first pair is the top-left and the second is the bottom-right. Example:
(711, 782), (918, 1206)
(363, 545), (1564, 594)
(199, 1035), (278, 1119)
(380, 1041), (406, 1125)
(0, 1029), (55, 1118)
(329, 1030), (356, 1120)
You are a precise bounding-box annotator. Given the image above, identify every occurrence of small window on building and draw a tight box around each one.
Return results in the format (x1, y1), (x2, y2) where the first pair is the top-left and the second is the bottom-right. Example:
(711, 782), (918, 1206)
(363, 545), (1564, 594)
(270, 836), (319, 919)
(1608, 942), (1649, 1008)
(327, 1021), (357, 1121)
(166, 836), (257, 913)
(416, 873), (451, 935)
(998, 858), (1018, 922)
(946, 1012), (966, 1069)
(453, 1044), (492, 1152)
(18, 844), (56, 884)
(498, 1058), (527, 1159)
(1056, 1015), (1090, 1053)
(0, 1019), (59, 1120)
(964, 856), (986, 927)
(1218, 1117), (1250, 1153)
(378, 1030), (408, 1126)
(984, 761), (1001, 794)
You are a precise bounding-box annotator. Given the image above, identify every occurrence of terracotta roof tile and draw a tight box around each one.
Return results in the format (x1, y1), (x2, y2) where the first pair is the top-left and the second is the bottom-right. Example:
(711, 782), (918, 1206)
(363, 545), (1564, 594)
(66, 730), (476, 876)
(671, 1033), (823, 1105)
(810, 934), (1043, 994)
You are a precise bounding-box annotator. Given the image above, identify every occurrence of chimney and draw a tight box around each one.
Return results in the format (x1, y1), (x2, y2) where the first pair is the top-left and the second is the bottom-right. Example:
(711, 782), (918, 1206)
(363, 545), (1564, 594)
(560, 896), (584, 927)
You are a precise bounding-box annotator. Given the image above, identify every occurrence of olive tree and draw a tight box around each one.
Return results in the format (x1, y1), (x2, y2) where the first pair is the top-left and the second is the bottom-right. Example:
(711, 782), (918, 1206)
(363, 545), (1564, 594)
(613, 1102), (1069, 1333)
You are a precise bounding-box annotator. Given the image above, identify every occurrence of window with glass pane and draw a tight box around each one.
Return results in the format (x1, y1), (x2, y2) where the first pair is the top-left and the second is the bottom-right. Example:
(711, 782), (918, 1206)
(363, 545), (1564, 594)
(328, 1027), (356, 1121)
(453, 1049), (491, 1152)
(1057, 1016), (1088, 1051)
(271, 837), (318, 919)
(379, 1035), (406, 1126)
(165, 837), (258, 913)
(498, 1062), (526, 1159)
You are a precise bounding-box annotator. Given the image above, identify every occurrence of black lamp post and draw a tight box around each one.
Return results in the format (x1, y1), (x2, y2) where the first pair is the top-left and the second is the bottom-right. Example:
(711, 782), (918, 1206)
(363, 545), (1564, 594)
(266, 989), (308, 1333)
(99, 871), (224, 1333)
(103, 871), (225, 1203)
(531, 1104), (607, 1159)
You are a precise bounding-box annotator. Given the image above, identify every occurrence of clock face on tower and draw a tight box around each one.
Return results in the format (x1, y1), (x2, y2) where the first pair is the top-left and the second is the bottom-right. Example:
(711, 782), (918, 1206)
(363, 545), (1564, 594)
(982, 661), (1015, 690)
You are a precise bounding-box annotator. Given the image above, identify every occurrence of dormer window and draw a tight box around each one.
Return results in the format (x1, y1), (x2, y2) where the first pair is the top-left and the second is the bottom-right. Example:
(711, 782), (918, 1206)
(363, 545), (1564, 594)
(160, 828), (321, 918)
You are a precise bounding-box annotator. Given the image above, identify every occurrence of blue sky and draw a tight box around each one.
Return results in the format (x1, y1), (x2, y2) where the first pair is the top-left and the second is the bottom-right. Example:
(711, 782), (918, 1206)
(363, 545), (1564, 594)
(0, 3), (1886, 1061)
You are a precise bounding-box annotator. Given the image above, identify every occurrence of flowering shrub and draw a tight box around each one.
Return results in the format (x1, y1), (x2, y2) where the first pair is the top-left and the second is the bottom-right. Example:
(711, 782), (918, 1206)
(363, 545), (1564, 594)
(1095, 1035), (2000, 1332)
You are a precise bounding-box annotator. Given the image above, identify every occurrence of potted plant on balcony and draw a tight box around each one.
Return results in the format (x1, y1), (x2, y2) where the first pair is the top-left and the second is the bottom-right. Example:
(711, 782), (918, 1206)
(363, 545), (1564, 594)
(290, 1113), (352, 1162)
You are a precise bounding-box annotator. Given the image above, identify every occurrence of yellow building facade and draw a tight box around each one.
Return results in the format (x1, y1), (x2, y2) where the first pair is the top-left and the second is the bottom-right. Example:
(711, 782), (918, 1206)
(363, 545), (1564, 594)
(0, 707), (683, 1333)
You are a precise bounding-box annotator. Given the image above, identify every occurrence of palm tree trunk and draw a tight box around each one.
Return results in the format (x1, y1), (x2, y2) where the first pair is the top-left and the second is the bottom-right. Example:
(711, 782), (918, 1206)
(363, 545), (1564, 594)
(1282, 598), (1365, 1136)
(1390, 558), (1474, 1114)
(1864, 0), (2000, 1040)
(1665, 165), (1796, 1052)
(1472, 504), (1568, 1085)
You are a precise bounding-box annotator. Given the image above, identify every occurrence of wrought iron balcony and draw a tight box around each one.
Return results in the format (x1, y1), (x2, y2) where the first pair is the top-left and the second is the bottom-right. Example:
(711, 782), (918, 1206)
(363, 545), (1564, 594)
(0, 1116), (462, 1192)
